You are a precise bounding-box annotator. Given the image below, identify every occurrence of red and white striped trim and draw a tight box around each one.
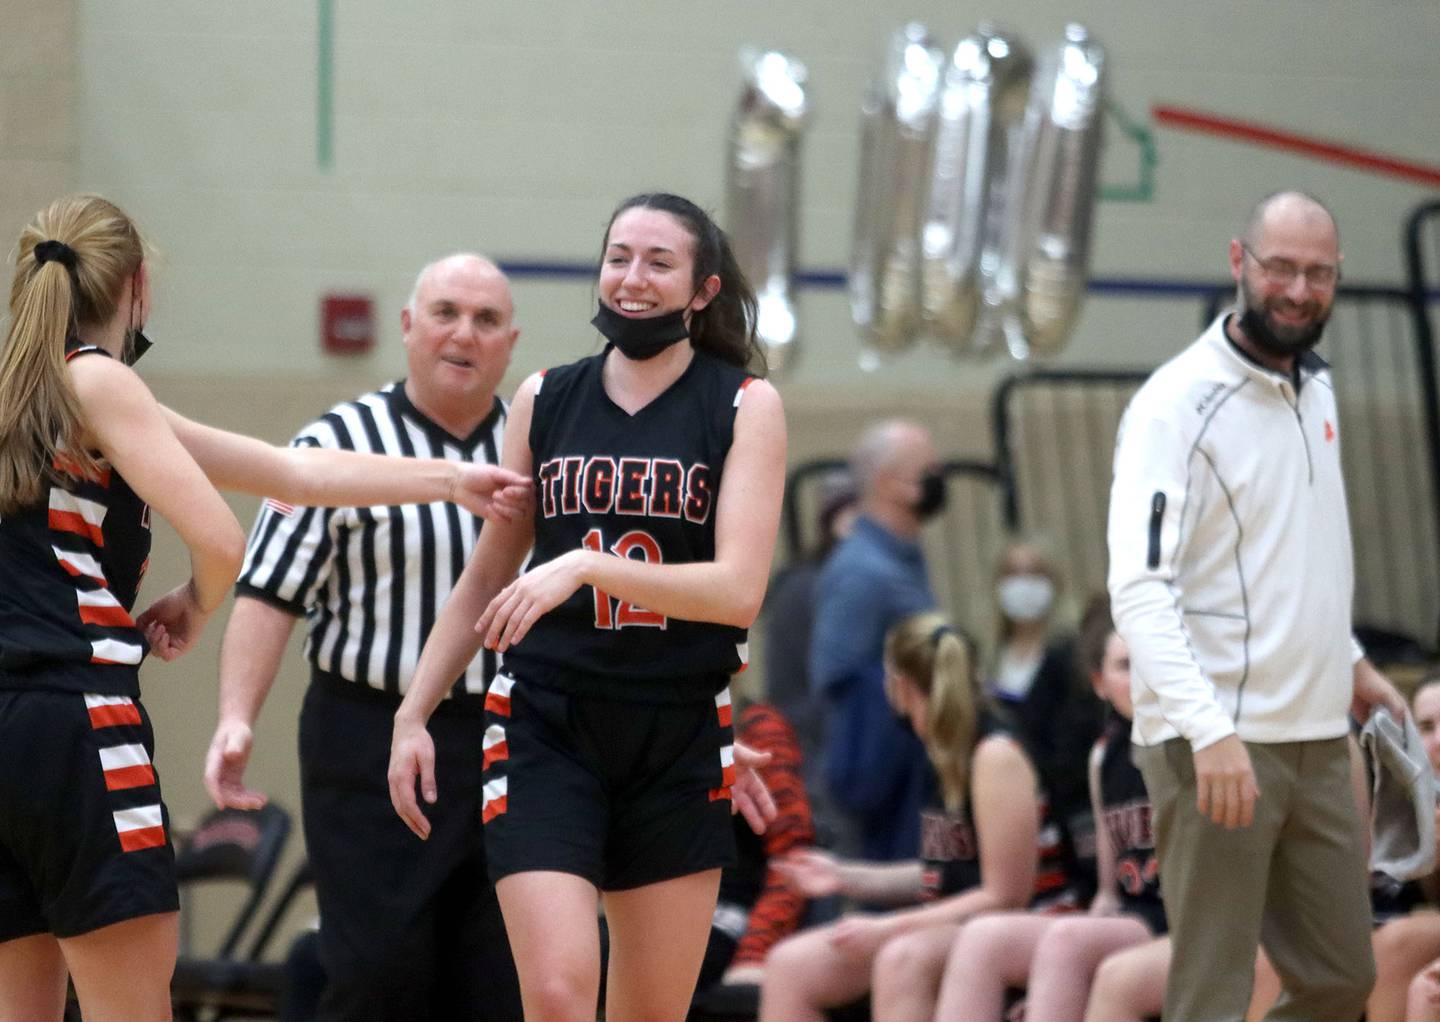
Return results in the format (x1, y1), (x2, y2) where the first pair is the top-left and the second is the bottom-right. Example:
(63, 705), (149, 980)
(709, 686), (736, 802)
(733, 377), (757, 408)
(51, 450), (111, 487)
(735, 641), (749, 674)
(76, 587), (135, 629)
(714, 686), (733, 728)
(85, 693), (142, 729)
(113, 804), (166, 852)
(481, 777), (508, 823)
(484, 673), (514, 717)
(90, 637), (145, 666)
(534, 368), (548, 394)
(49, 489), (107, 547)
(482, 723), (509, 771)
(263, 497), (296, 518)
(52, 546), (106, 586)
(98, 742), (156, 792)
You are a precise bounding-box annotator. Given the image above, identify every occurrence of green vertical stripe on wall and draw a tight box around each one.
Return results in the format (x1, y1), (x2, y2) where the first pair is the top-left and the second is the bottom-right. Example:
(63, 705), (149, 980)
(317, 0), (333, 170)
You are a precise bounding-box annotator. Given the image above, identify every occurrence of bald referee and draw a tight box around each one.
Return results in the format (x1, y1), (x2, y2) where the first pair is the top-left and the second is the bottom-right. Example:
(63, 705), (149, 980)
(203, 254), (523, 1021)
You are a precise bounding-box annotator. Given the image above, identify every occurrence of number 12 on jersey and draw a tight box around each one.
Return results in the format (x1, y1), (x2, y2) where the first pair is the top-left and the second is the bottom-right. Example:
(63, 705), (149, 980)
(582, 528), (667, 630)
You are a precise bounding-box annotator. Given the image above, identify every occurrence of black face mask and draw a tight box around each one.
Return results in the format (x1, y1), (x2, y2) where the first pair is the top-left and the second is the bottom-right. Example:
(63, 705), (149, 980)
(123, 328), (153, 367)
(591, 301), (690, 361)
(913, 468), (947, 520)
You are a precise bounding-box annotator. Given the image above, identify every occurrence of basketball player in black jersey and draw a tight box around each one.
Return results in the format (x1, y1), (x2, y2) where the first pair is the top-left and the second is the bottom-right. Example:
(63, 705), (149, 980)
(390, 193), (787, 1022)
(0, 195), (528, 1022)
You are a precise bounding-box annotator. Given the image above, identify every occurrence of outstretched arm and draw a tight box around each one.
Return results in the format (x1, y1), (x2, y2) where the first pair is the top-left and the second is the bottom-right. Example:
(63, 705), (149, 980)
(73, 356), (244, 650)
(160, 407), (530, 521)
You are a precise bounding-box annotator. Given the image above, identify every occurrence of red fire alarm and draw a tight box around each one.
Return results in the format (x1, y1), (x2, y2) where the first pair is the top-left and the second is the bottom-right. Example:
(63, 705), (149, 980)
(322, 293), (375, 355)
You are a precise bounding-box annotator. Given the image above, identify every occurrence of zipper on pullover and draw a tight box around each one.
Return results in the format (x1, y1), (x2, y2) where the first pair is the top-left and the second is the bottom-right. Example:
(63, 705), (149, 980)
(1283, 388), (1314, 484)
(1147, 491), (1166, 569)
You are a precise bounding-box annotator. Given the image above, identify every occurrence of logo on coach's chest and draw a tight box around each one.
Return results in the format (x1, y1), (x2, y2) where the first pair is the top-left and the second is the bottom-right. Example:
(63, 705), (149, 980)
(537, 455), (714, 524)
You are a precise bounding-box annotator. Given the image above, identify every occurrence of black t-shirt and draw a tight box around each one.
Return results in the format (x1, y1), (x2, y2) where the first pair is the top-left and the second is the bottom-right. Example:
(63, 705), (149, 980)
(1098, 717), (1166, 932)
(505, 348), (753, 702)
(0, 344), (151, 695)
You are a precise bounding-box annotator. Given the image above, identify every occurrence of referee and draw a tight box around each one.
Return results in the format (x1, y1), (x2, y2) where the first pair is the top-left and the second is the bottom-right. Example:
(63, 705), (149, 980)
(203, 253), (523, 1021)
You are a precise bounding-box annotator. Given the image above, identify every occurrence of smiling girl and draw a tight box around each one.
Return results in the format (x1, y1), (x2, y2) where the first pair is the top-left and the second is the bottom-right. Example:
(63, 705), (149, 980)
(389, 193), (786, 1021)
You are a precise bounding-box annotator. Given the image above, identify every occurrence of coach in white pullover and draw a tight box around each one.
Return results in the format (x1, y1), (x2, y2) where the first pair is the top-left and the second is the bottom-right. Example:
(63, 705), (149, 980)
(1108, 192), (1405, 1021)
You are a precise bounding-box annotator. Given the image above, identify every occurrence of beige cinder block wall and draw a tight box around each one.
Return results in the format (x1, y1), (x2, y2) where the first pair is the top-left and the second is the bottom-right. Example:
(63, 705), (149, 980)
(0, 3), (77, 244)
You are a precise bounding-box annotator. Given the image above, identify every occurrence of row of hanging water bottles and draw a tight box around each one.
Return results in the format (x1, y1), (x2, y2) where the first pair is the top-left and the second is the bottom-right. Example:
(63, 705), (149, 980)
(723, 22), (1108, 372)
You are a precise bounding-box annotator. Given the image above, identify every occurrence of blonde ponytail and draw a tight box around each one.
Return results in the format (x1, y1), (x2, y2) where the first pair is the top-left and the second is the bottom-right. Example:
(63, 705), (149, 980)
(0, 196), (144, 513)
(885, 611), (985, 814)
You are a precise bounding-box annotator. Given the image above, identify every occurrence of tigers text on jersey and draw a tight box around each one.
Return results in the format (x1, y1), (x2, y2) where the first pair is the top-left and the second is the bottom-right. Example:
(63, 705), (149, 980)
(237, 383), (505, 699)
(0, 345), (151, 695)
(505, 349), (752, 702)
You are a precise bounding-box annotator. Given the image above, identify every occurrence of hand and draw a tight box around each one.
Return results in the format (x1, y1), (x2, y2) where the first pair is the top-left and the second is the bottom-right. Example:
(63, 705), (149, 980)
(731, 741), (777, 835)
(452, 464), (532, 522)
(1193, 733), (1260, 829)
(774, 848), (845, 898)
(203, 718), (267, 810)
(388, 714), (437, 840)
(1352, 659), (1407, 724)
(477, 550), (586, 652)
(1419, 959), (1440, 1005)
(718, 963), (765, 987)
(827, 915), (890, 959)
(135, 580), (210, 661)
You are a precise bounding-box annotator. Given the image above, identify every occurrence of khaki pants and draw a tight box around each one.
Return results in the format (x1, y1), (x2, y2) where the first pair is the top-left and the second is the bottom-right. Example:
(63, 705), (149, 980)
(1135, 737), (1374, 1021)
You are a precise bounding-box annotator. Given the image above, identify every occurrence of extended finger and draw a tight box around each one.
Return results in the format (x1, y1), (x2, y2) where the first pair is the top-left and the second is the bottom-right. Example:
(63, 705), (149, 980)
(388, 764), (430, 840)
(495, 596), (533, 652)
(480, 582), (524, 644)
(734, 787), (768, 835)
(503, 601), (547, 651)
(487, 589), (527, 650)
(1221, 776), (1242, 829)
(1237, 776), (1258, 828)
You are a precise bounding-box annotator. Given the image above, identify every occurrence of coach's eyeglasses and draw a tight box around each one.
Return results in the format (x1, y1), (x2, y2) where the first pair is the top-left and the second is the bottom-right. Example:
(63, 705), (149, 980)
(1240, 243), (1340, 291)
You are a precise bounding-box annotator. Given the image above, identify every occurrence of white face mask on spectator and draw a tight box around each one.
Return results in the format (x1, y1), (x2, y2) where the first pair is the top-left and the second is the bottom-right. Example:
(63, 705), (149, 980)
(997, 574), (1055, 623)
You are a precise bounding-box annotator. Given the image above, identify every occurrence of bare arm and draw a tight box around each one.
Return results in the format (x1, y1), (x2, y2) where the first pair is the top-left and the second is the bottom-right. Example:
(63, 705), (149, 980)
(388, 375), (539, 839)
(203, 597), (299, 809)
(868, 736), (1040, 937)
(160, 407), (530, 521)
(72, 357), (244, 629)
(478, 378), (786, 650)
(1088, 740), (1122, 913)
(1352, 656), (1407, 723)
(772, 848), (924, 907)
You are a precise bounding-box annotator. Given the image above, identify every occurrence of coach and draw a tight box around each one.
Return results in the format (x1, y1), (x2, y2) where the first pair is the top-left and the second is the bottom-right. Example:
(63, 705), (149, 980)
(1108, 192), (1405, 1021)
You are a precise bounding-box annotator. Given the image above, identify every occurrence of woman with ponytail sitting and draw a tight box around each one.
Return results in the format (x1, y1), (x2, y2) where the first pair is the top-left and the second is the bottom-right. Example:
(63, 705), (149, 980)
(0, 195), (528, 1022)
(758, 612), (1042, 1022)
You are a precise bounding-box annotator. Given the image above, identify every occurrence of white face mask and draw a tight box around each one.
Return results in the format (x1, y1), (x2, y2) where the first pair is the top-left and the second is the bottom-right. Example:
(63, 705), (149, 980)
(997, 573), (1054, 623)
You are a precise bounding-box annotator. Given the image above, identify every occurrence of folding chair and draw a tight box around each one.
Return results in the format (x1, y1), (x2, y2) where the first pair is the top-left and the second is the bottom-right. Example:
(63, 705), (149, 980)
(168, 803), (291, 1021)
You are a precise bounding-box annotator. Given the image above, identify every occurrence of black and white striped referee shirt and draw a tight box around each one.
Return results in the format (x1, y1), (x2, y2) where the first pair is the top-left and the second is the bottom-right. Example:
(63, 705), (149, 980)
(236, 383), (505, 699)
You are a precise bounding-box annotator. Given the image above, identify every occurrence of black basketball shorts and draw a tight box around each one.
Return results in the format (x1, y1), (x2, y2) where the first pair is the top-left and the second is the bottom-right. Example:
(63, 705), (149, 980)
(0, 688), (177, 941)
(481, 672), (737, 891)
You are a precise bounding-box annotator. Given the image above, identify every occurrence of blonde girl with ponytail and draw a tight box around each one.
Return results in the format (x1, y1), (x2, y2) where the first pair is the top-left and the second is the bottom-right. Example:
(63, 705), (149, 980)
(0, 195), (528, 1022)
(760, 611), (1043, 1022)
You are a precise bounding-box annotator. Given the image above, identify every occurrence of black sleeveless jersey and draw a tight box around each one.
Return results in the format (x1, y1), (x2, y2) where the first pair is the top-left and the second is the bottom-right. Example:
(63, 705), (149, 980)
(505, 348), (754, 702)
(0, 344), (151, 695)
(1098, 718), (1166, 933)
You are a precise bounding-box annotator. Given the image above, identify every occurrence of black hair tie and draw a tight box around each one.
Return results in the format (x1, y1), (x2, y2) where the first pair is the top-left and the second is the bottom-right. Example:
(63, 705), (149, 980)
(34, 240), (78, 272)
(930, 624), (955, 646)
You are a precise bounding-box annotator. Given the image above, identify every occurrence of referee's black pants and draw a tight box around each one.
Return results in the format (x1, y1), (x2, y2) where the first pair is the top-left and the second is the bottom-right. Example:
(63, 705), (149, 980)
(300, 673), (522, 1022)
